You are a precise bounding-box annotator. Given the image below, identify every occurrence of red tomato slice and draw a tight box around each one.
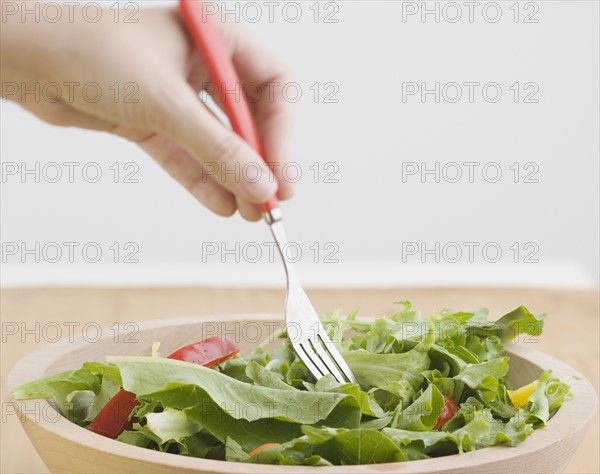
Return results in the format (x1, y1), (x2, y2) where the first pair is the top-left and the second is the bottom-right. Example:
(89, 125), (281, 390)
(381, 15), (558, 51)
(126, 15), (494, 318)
(88, 336), (239, 439)
(88, 389), (139, 439)
(434, 395), (460, 430)
(167, 336), (240, 366)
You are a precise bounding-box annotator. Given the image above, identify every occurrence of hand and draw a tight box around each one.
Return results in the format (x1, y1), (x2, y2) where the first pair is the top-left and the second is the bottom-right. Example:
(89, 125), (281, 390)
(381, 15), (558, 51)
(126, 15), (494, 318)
(0, 4), (294, 220)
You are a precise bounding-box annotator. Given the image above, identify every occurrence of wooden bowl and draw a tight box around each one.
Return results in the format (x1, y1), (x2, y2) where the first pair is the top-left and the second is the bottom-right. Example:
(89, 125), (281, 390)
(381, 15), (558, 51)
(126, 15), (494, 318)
(7, 314), (597, 474)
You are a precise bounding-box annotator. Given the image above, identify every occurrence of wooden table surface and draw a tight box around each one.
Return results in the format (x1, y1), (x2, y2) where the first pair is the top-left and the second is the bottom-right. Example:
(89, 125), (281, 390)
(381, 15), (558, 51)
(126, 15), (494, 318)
(1, 287), (598, 473)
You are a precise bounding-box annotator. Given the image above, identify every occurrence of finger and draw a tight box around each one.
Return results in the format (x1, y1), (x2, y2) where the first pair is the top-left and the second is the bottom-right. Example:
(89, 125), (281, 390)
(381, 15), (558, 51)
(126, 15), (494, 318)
(197, 84), (294, 202)
(136, 133), (236, 217)
(226, 24), (296, 201)
(253, 100), (295, 201)
(156, 81), (278, 205)
(235, 195), (262, 222)
(186, 63), (280, 213)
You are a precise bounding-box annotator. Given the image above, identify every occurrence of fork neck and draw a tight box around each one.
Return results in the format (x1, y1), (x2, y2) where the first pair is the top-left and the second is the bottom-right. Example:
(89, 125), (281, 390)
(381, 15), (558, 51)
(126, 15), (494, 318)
(263, 208), (298, 284)
(263, 207), (283, 225)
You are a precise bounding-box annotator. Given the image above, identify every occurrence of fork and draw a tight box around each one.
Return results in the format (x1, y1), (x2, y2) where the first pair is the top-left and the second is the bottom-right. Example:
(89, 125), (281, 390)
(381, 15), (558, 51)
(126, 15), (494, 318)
(180, 0), (357, 384)
(265, 208), (357, 383)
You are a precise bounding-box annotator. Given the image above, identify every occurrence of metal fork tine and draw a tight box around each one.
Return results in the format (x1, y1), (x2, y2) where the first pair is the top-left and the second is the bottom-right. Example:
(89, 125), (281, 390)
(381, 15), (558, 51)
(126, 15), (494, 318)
(317, 334), (358, 384)
(296, 342), (328, 378)
(309, 338), (347, 384)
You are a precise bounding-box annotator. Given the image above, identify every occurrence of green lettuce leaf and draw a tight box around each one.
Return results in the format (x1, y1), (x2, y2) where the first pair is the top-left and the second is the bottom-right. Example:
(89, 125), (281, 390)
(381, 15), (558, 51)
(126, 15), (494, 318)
(392, 384), (444, 431)
(384, 427), (452, 452)
(466, 306), (545, 341)
(343, 348), (430, 404)
(527, 370), (572, 425)
(10, 363), (117, 425)
(108, 356), (362, 451)
(145, 407), (201, 444)
(247, 426), (404, 465)
(454, 357), (509, 391)
(108, 356), (349, 425)
(245, 360), (296, 391)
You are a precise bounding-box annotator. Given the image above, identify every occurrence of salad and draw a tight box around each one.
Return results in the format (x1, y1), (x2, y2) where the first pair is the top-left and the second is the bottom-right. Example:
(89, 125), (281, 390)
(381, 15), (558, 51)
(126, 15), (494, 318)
(12, 302), (571, 466)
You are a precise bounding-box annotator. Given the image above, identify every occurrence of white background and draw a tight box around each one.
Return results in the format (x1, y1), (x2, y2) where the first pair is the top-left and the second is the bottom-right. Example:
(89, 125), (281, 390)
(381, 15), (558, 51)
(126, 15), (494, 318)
(1, 1), (598, 288)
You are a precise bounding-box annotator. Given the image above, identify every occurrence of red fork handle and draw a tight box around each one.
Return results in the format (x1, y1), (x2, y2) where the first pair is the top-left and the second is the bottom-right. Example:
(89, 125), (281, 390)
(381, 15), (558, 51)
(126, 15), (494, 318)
(179, 0), (278, 214)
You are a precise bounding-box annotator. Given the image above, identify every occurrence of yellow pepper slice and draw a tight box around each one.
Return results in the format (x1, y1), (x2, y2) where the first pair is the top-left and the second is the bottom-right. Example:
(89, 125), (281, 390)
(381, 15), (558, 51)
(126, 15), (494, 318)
(508, 380), (539, 408)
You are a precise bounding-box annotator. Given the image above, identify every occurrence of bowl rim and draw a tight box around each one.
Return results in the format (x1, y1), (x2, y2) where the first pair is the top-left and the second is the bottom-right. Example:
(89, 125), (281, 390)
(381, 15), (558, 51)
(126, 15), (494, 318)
(7, 313), (598, 473)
